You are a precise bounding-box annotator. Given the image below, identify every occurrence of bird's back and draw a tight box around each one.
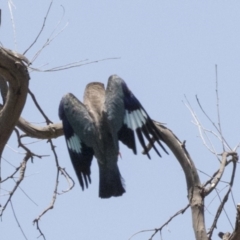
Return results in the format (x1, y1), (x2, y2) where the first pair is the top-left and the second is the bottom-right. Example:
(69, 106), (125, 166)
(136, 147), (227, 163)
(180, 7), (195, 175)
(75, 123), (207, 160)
(83, 82), (125, 198)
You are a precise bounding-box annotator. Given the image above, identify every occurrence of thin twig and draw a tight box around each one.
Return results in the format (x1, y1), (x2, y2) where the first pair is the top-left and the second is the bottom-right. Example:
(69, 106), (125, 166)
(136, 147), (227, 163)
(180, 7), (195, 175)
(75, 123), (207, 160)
(14, 128), (47, 158)
(0, 153), (31, 217)
(6, 144), (26, 155)
(58, 168), (75, 194)
(10, 200), (28, 240)
(0, 164), (21, 183)
(184, 96), (218, 155)
(7, 0), (17, 49)
(215, 65), (225, 151)
(195, 95), (231, 151)
(149, 204), (190, 240)
(184, 96), (225, 156)
(29, 57), (120, 72)
(23, 1), (53, 55)
(128, 229), (156, 240)
(31, 22), (68, 63)
(215, 188), (234, 230)
(205, 185), (229, 217)
(34, 220), (46, 240)
(13, 180), (38, 206)
(129, 204), (190, 240)
(33, 139), (59, 239)
(230, 190), (237, 210)
(1, 156), (18, 168)
(28, 89), (52, 124)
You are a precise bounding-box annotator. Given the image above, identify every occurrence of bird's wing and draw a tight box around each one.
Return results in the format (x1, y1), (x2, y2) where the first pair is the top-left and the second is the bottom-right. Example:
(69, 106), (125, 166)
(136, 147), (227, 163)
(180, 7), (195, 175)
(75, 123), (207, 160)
(105, 75), (168, 158)
(59, 93), (95, 190)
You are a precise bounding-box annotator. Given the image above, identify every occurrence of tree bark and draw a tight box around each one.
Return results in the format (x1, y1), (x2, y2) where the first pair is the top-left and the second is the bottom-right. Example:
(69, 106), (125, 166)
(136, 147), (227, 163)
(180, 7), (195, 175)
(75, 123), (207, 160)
(153, 122), (208, 240)
(0, 47), (29, 158)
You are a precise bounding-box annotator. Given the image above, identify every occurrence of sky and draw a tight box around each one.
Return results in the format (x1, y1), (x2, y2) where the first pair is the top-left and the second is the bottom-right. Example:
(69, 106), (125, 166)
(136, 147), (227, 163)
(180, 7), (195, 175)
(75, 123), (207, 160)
(1, 1), (240, 240)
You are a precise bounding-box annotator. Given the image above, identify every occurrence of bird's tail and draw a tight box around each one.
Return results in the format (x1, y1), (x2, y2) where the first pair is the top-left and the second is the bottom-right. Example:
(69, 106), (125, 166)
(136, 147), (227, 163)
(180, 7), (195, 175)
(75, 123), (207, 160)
(99, 164), (125, 198)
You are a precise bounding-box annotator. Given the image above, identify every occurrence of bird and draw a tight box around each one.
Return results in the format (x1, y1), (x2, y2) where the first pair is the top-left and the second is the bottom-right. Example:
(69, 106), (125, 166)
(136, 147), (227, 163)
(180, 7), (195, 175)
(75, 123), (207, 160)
(59, 75), (168, 198)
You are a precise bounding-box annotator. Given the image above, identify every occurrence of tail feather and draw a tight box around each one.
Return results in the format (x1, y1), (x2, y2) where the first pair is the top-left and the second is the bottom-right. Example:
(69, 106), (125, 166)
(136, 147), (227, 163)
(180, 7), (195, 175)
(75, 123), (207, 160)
(99, 165), (125, 198)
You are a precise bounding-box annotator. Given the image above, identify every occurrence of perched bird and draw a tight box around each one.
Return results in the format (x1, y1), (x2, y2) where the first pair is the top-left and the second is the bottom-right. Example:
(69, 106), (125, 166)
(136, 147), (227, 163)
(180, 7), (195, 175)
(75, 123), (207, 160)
(59, 75), (168, 198)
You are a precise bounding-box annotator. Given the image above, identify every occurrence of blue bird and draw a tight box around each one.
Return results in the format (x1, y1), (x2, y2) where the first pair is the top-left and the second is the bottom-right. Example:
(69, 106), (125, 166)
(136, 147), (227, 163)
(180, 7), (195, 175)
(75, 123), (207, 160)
(59, 75), (168, 198)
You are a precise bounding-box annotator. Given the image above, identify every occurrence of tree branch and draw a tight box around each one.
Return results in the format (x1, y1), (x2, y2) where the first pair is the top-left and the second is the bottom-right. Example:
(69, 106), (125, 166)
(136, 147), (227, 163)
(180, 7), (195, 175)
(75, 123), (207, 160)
(0, 103), (63, 139)
(152, 121), (208, 240)
(229, 204), (240, 240)
(208, 155), (238, 239)
(0, 75), (8, 103)
(0, 153), (31, 217)
(17, 117), (63, 139)
(204, 152), (229, 196)
(0, 47), (29, 160)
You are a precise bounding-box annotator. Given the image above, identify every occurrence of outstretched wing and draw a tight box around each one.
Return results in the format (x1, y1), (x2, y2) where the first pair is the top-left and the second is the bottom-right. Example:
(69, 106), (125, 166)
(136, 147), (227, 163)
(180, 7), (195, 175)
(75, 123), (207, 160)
(105, 75), (168, 158)
(59, 93), (95, 190)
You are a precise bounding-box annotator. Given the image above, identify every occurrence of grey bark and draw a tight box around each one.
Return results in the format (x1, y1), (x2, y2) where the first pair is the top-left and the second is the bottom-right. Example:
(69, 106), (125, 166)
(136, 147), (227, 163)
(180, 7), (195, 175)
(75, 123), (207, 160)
(153, 122), (208, 240)
(0, 47), (29, 159)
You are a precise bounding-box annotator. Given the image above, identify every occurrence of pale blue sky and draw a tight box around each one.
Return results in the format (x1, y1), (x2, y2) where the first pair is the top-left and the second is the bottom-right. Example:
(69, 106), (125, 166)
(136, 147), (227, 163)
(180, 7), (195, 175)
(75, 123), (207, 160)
(1, 1), (240, 240)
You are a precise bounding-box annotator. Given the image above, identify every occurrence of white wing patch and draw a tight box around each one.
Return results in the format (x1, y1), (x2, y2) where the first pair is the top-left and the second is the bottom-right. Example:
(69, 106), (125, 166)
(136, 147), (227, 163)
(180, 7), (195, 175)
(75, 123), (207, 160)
(67, 134), (82, 154)
(124, 109), (147, 131)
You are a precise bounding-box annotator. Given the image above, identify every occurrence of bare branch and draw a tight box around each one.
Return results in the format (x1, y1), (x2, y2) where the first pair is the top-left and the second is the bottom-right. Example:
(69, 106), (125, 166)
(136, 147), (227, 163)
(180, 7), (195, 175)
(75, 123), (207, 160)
(33, 139), (61, 239)
(0, 103), (63, 139)
(28, 89), (52, 124)
(7, 0), (17, 49)
(215, 188), (234, 231)
(152, 122), (208, 240)
(23, 1), (53, 55)
(16, 184), (38, 207)
(30, 13), (68, 64)
(58, 168), (75, 194)
(229, 204), (240, 240)
(0, 153), (31, 217)
(17, 116), (63, 139)
(10, 200), (28, 240)
(0, 163), (21, 183)
(128, 229), (156, 240)
(129, 204), (190, 240)
(29, 57), (120, 72)
(184, 96), (221, 155)
(34, 220), (46, 240)
(208, 154), (238, 238)
(14, 128), (47, 158)
(0, 47), (29, 181)
(195, 95), (231, 151)
(204, 152), (230, 196)
(1, 48), (30, 66)
(215, 65), (225, 151)
(149, 204), (190, 239)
